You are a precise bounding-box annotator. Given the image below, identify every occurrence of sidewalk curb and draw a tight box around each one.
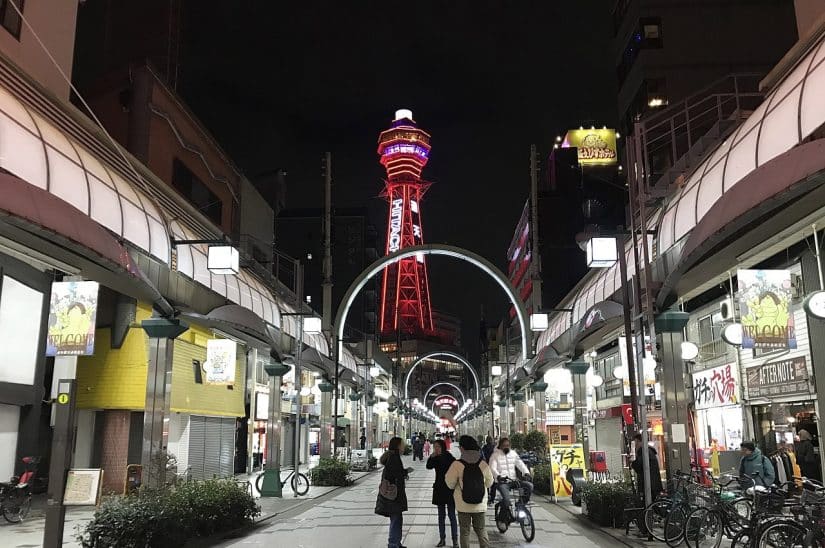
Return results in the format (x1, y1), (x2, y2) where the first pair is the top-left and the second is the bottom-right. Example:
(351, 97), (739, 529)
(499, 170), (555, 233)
(254, 466), (380, 525)
(548, 496), (643, 548)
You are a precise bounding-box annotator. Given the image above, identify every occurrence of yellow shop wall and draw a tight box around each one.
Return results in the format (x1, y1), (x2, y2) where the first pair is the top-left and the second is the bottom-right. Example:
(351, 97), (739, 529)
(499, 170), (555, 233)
(171, 323), (245, 417)
(75, 303), (153, 410)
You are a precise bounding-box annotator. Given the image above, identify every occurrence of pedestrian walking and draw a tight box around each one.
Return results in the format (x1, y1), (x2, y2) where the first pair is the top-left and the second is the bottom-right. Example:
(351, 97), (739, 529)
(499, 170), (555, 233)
(738, 441), (775, 489)
(445, 435), (493, 548)
(480, 435), (497, 504)
(424, 439), (431, 458)
(632, 433), (664, 496)
(427, 439), (458, 548)
(376, 437), (412, 548)
(413, 434), (425, 461)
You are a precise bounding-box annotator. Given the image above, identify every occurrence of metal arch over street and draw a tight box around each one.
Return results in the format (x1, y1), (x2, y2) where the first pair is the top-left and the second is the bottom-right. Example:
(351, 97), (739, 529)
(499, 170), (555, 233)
(333, 244), (532, 367)
(403, 351), (481, 401)
(423, 382), (466, 407)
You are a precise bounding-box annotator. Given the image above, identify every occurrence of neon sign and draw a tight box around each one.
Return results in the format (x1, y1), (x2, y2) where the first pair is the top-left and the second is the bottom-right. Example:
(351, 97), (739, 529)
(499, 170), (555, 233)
(388, 198), (403, 252)
(382, 144), (429, 158)
(434, 396), (458, 409)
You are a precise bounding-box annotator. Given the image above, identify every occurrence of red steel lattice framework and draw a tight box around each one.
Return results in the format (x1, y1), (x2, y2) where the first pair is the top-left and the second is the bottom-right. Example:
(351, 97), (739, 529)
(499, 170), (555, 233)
(378, 109), (435, 337)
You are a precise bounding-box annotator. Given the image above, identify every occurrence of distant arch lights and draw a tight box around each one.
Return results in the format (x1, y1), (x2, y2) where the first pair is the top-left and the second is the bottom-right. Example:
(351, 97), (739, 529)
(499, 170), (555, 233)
(404, 351), (481, 401)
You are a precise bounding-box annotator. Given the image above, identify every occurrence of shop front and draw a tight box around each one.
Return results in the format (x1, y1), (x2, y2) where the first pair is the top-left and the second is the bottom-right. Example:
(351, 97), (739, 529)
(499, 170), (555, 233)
(692, 363), (744, 452)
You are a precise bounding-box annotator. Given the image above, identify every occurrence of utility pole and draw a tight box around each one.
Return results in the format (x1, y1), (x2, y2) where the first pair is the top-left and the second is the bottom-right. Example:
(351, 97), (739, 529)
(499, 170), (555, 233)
(293, 263), (304, 497)
(322, 152), (333, 333)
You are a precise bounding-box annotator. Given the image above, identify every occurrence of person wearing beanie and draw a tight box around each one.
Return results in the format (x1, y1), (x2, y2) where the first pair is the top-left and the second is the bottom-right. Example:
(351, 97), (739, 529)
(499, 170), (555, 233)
(445, 435), (493, 548)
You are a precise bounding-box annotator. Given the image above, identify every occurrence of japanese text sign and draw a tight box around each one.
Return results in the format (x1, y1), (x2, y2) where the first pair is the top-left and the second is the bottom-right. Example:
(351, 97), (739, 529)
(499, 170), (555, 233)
(548, 444), (586, 497)
(745, 357), (809, 398)
(692, 363), (739, 409)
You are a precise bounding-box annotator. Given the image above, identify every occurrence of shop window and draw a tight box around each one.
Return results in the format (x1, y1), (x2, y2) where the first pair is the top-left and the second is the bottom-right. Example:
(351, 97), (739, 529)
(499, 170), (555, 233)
(171, 158), (222, 226)
(697, 311), (725, 358)
(0, 0), (23, 40)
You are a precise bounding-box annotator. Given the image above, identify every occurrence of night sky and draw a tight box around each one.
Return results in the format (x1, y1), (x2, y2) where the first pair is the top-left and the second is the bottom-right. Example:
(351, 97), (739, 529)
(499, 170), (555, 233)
(177, 2), (617, 357)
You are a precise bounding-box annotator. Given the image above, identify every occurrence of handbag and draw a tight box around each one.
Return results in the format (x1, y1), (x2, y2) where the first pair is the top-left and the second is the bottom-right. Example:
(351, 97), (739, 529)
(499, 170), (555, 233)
(379, 475), (398, 500)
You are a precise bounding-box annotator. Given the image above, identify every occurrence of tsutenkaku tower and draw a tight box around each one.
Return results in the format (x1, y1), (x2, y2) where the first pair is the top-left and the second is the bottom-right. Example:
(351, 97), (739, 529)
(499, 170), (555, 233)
(378, 109), (435, 338)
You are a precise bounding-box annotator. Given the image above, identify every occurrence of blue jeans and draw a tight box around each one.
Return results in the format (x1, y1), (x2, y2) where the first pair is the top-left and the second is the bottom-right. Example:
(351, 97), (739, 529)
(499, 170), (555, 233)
(437, 500), (458, 541)
(388, 512), (403, 548)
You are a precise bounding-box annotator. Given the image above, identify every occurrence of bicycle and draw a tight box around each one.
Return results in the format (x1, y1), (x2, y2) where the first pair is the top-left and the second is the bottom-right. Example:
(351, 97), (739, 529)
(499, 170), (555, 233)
(729, 477), (797, 548)
(682, 474), (751, 548)
(493, 477), (535, 542)
(747, 477), (825, 548)
(640, 470), (701, 542)
(0, 456), (40, 523)
(255, 467), (309, 496)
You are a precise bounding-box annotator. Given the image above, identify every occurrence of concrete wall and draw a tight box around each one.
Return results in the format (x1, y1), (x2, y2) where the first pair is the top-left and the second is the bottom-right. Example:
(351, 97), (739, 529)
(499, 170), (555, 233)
(240, 177), (274, 264)
(0, 0), (78, 99)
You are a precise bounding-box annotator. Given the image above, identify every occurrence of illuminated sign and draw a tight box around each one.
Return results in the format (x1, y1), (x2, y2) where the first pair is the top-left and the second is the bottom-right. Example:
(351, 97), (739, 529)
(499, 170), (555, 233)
(413, 225), (421, 238)
(433, 396), (458, 409)
(382, 143), (429, 158)
(388, 198), (403, 252)
(410, 200), (419, 213)
(737, 269), (796, 349)
(46, 281), (99, 356)
(562, 129), (618, 166)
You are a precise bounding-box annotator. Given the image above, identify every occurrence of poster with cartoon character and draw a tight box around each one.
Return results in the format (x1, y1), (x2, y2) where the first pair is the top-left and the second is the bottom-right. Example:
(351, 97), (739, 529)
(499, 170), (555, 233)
(737, 269), (796, 350)
(46, 281), (99, 356)
(549, 444), (586, 497)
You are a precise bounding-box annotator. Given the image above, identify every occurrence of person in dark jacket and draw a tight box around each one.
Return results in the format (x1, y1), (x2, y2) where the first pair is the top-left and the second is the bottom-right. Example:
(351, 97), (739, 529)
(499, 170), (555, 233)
(480, 436), (497, 505)
(632, 433), (663, 497)
(797, 429), (821, 481)
(413, 435), (425, 461)
(739, 441), (775, 488)
(427, 439), (458, 548)
(379, 437), (412, 548)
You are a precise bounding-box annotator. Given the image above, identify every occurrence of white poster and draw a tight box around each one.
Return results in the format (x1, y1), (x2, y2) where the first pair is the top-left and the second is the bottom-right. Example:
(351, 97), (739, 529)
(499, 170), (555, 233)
(692, 363), (739, 410)
(203, 339), (236, 385)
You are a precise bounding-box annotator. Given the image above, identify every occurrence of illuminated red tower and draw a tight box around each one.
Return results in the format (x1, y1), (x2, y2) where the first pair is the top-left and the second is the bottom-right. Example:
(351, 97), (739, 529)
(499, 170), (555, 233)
(378, 109), (435, 337)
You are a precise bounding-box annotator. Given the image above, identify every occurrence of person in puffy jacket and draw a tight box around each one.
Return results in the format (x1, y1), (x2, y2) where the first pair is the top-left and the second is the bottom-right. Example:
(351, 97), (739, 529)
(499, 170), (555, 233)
(489, 437), (533, 506)
(379, 437), (411, 548)
(445, 436), (494, 548)
(739, 441), (776, 488)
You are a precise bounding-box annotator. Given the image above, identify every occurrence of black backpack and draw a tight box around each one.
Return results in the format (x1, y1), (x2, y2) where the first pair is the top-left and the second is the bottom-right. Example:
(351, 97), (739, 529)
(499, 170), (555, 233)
(460, 459), (485, 504)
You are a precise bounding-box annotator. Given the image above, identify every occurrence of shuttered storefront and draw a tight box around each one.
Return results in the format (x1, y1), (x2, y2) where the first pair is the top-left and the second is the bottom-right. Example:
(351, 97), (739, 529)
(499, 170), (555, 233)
(594, 417), (624, 475)
(188, 415), (236, 479)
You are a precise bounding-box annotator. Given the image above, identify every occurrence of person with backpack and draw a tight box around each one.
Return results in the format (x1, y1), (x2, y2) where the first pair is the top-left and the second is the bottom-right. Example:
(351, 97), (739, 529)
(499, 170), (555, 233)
(445, 435), (493, 548)
(427, 439), (458, 548)
(739, 441), (776, 488)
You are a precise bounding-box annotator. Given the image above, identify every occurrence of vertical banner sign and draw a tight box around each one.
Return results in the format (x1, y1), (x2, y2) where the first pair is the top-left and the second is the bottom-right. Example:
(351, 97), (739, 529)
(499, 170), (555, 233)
(203, 339), (237, 385)
(46, 281), (99, 356)
(737, 269), (796, 349)
(548, 444), (586, 497)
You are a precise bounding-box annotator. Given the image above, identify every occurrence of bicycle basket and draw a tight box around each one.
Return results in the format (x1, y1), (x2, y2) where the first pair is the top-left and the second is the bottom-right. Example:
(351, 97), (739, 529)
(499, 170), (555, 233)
(754, 489), (786, 513)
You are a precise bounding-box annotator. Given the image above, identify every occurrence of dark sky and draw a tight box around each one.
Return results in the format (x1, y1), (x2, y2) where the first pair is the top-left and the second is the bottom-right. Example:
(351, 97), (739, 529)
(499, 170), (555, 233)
(176, 2), (617, 357)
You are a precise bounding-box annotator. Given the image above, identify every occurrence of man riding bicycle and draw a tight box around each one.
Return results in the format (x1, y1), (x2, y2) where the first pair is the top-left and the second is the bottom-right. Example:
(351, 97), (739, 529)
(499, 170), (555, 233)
(489, 437), (532, 507)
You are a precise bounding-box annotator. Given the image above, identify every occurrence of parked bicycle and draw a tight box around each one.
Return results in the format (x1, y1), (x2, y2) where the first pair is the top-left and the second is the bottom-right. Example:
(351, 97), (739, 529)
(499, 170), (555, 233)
(0, 456), (41, 523)
(255, 467), (309, 496)
(681, 474), (751, 548)
(493, 477), (535, 542)
(640, 470), (702, 543)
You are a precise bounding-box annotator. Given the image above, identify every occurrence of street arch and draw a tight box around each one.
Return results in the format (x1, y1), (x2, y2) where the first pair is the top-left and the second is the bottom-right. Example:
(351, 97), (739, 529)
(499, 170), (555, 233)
(333, 244), (532, 369)
(404, 350), (481, 401)
(423, 382), (466, 407)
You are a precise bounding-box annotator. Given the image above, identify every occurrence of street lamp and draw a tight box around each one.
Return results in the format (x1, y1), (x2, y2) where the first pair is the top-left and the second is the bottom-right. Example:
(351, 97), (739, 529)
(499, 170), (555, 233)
(529, 313), (549, 331)
(585, 237), (618, 268)
(491, 364), (502, 377)
(207, 245), (240, 275)
(302, 316), (323, 335)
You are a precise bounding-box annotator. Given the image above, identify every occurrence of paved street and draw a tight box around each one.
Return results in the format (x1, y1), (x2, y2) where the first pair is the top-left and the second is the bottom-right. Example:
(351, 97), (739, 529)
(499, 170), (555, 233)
(219, 452), (627, 548)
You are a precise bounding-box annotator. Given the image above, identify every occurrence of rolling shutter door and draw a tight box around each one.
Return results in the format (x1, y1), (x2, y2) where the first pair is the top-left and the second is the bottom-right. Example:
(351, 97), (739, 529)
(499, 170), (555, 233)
(595, 417), (624, 475)
(188, 415), (236, 479)
(188, 416), (206, 480)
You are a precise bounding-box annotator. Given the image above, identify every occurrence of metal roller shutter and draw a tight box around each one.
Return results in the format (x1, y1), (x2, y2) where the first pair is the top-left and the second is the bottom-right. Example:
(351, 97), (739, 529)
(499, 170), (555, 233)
(220, 418), (236, 477)
(188, 415), (236, 479)
(595, 417), (624, 475)
(188, 416), (206, 480)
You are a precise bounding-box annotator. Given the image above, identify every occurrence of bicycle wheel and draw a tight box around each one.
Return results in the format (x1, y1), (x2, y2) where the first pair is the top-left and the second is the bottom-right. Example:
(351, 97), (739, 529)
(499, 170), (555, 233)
(291, 472), (309, 495)
(686, 508), (723, 548)
(665, 505), (688, 547)
(643, 499), (672, 542)
(494, 503), (509, 533)
(730, 529), (751, 548)
(254, 472), (265, 493)
(757, 521), (806, 548)
(519, 507), (535, 542)
(2, 491), (30, 523)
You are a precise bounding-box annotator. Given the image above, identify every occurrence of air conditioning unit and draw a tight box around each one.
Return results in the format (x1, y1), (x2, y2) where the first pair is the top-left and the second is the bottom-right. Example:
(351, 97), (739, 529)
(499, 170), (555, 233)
(720, 298), (735, 321)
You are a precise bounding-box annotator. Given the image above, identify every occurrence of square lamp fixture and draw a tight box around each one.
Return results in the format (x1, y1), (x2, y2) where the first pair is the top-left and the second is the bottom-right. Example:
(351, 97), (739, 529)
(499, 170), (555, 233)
(491, 364), (502, 377)
(302, 316), (323, 334)
(207, 245), (240, 275)
(529, 313), (549, 332)
(586, 237), (618, 268)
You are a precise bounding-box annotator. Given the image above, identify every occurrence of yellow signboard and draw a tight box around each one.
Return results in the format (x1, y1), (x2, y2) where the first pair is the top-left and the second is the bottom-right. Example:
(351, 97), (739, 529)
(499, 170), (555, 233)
(562, 129), (618, 166)
(549, 444), (586, 497)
